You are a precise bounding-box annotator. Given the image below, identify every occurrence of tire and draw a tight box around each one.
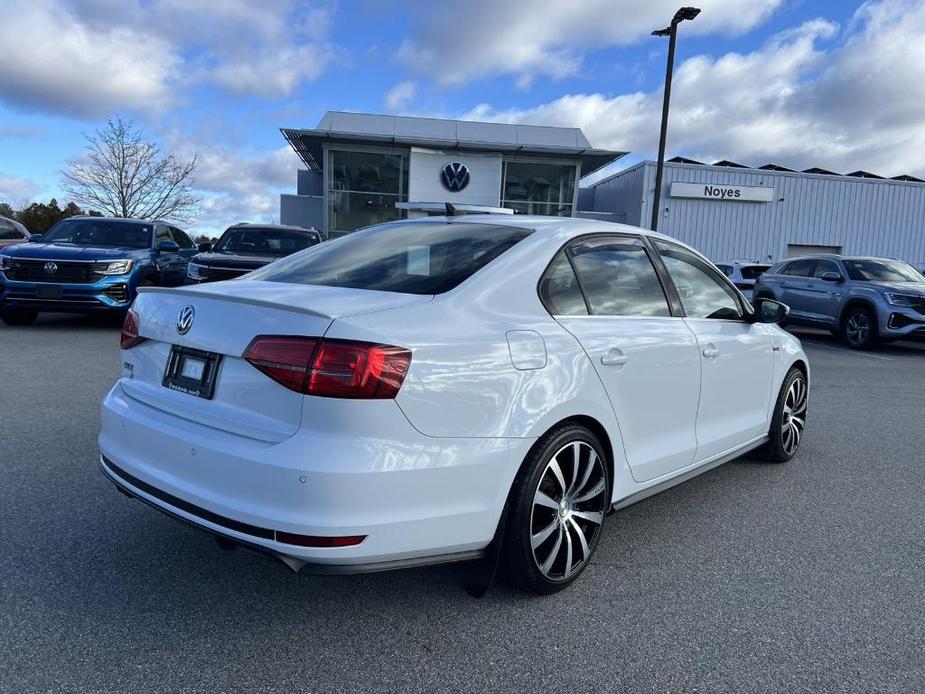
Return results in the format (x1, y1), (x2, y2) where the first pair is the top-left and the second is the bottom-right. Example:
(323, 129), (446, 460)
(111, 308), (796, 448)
(756, 367), (808, 463)
(841, 305), (879, 349)
(0, 306), (38, 326)
(501, 423), (610, 595)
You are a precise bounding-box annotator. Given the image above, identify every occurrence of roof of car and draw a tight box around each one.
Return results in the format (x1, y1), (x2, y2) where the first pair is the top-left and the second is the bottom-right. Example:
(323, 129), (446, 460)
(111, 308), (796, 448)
(62, 215), (167, 226)
(228, 223), (319, 233)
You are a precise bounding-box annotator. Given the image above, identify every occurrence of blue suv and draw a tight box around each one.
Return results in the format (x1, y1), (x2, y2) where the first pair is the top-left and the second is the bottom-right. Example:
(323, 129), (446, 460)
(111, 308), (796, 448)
(0, 216), (197, 325)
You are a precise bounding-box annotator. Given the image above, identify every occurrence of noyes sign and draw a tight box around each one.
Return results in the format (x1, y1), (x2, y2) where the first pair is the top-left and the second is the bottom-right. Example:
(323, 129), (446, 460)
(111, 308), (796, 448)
(670, 182), (774, 202)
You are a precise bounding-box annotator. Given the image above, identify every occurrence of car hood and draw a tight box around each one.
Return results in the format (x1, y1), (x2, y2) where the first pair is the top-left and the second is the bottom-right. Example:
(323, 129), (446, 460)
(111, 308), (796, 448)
(1, 242), (148, 260)
(863, 280), (925, 295)
(193, 252), (279, 270)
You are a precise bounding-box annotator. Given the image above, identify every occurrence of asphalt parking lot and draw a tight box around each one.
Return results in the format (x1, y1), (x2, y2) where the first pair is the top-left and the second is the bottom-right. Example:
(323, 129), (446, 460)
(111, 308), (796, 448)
(1, 316), (923, 693)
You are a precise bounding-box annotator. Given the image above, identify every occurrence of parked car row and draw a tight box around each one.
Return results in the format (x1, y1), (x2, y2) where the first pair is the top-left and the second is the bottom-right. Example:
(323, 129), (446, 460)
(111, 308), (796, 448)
(0, 217), (322, 325)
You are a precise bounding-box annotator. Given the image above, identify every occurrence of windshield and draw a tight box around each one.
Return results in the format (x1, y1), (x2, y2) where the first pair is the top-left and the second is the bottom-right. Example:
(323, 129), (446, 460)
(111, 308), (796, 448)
(246, 221), (532, 294)
(843, 259), (924, 283)
(215, 227), (321, 255)
(43, 219), (152, 249)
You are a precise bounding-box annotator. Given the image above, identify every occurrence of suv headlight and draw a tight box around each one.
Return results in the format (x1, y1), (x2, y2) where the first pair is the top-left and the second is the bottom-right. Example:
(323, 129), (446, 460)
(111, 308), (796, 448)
(187, 262), (203, 280)
(0, 255), (13, 271)
(97, 259), (134, 275)
(883, 292), (923, 307)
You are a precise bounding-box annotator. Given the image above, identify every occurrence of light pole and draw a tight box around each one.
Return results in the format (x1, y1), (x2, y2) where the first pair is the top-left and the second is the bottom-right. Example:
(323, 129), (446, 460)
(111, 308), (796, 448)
(650, 6), (700, 231)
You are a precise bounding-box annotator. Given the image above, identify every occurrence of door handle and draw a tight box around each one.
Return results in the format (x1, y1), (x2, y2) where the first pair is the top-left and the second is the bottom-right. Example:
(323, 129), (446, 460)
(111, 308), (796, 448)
(601, 349), (627, 367)
(702, 346), (719, 359)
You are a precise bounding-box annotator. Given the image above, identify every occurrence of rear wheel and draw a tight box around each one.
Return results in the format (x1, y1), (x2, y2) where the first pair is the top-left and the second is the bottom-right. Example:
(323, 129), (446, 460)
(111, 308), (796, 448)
(0, 306), (38, 326)
(756, 367), (808, 463)
(842, 306), (879, 349)
(502, 423), (609, 594)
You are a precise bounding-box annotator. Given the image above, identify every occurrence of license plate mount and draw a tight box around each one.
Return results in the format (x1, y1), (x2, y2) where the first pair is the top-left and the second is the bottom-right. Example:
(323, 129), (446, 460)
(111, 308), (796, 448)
(35, 285), (63, 299)
(162, 345), (222, 399)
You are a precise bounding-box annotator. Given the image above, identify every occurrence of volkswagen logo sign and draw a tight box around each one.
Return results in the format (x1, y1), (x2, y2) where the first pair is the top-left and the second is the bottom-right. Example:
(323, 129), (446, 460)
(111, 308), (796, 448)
(440, 162), (470, 193)
(176, 305), (195, 335)
(44, 262), (58, 275)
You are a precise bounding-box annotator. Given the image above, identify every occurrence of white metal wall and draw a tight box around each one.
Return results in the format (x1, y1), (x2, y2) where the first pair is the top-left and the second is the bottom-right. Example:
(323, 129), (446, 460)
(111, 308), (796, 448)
(589, 161), (925, 266)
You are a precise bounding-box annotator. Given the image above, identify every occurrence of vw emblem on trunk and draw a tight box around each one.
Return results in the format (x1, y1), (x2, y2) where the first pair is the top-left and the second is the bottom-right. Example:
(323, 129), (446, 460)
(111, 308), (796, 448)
(44, 262), (58, 275)
(440, 162), (470, 192)
(176, 305), (195, 335)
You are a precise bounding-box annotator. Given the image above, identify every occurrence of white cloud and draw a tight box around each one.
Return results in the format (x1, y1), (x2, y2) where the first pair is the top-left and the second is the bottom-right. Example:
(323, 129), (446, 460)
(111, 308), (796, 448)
(397, 0), (784, 85)
(0, 174), (43, 203)
(461, 1), (925, 178)
(384, 81), (417, 111)
(0, 0), (179, 117)
(0, 0), (341, 116)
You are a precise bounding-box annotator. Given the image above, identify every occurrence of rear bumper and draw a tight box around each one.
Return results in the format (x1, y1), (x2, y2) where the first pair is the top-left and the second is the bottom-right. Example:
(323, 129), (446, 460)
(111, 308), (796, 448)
(99, 382), (532, 571)
(0, 275), (133, 311)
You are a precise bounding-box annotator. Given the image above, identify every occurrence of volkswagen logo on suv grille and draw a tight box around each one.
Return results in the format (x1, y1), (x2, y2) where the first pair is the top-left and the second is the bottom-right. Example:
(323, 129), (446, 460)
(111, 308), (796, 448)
(440, 162), (470, 192)
(176, 305), (195, 335)
(44, 262), (58, 275)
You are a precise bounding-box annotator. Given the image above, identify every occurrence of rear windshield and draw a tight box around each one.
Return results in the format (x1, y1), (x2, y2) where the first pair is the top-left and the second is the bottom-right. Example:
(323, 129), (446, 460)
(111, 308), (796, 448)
(215, 227), (320, 255)
(43, 218), (152, 248)
(246, 221), (532, 294)
(740, 265), (770, 280)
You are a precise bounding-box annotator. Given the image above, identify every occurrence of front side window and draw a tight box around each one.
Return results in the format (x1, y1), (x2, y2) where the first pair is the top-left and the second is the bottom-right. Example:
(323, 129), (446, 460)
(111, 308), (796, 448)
(813, 260), (840, 278)
(42, 219), (152, 248)
(539, 250), (588, 315)
(170, 227), (194, 249)
(328, 149), (408, 232)
(214, 227), (320, 255)
(843, 259), (924, 283)
(155, 226), (172, 245)
(655, 241), (742, 320)
(568, 236), (670, 317)
(0, 221), (18, 240)
(502, 161), (577, 217)
(783, 258), (818, 277)
(247, 221), (531, 295)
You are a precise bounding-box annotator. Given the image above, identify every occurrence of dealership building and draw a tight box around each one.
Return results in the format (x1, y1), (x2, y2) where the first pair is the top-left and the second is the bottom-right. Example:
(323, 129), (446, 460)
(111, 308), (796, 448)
(280, 112), (925, 267)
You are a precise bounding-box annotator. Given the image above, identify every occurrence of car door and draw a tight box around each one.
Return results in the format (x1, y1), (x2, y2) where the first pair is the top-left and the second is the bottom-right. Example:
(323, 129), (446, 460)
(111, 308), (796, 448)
(799, 259), (844, 327)
(652, 240), (775, 462)
(154, 225), (183, 285)
(547, 235), (702, 483)
(777, 258), (818, 322)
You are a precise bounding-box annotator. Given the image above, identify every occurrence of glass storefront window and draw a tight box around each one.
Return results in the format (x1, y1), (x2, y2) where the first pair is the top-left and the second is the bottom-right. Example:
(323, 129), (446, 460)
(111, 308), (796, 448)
(502, 161), (576, 217)
(327, 149), (408, 232)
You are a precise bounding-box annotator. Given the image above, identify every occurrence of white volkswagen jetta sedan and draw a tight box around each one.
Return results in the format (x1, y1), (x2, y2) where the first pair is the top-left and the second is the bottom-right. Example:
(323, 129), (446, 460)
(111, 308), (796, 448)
(100, 215), (809, 594)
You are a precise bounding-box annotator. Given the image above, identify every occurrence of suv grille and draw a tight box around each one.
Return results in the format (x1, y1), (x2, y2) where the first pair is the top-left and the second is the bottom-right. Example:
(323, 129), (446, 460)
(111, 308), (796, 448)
(200, 265), (248, 282)
(4, 259), (104, 283)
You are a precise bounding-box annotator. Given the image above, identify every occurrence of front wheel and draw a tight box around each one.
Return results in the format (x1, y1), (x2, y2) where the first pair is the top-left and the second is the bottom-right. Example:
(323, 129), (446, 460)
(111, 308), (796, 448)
(756, 367), (808, 463)
(842, 306), (879, 349)
(0, 306), (38, 326)
(502, 423), (610, 594)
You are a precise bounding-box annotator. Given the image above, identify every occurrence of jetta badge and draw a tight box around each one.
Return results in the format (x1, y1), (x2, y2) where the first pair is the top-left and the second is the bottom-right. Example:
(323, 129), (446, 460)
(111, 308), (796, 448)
(44, 262), (58, 275)
(440, 162), (470, 192)
(176, 305), (195, 335)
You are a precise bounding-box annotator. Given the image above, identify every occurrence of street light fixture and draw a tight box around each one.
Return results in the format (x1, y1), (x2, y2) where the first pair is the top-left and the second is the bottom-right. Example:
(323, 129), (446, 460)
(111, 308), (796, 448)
(649, 6), (701, 231)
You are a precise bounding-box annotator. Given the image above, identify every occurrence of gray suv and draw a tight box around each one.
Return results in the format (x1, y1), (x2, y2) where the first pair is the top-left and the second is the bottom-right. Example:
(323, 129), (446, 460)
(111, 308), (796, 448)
(754, 255), (925, 349)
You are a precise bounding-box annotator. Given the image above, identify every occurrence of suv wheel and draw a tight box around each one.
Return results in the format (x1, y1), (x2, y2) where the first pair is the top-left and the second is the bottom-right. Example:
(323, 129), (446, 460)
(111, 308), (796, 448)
(502, 423), (609, 594)
(842, 306), (878, 349)
(0, 307), (38, 326)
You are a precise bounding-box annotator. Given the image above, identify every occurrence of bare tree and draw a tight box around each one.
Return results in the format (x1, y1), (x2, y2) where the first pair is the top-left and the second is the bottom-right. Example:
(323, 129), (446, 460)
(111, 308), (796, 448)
(62, 117), (200, 223)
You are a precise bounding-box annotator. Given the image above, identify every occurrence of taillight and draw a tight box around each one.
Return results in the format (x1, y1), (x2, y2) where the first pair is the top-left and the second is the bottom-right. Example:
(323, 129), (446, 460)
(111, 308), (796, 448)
(243, 336), (411, 399)
(120, 309), (145, 349)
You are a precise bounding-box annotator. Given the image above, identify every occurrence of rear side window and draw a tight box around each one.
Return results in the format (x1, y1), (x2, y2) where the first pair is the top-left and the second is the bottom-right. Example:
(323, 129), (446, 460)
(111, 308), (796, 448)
(246, 221), (532, 295)
(568, 236), (670, 317)
(539, 251), (588, 315)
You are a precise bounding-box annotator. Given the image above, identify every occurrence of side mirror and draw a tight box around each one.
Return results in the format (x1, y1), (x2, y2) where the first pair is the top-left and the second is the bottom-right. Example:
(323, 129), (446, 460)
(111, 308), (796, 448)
(30, 234), (45, 243)
(197, 242), (213, 253)
(752, 297), (790, 324)
(820, 271), (843, 282)
(157, 240), (180, 253)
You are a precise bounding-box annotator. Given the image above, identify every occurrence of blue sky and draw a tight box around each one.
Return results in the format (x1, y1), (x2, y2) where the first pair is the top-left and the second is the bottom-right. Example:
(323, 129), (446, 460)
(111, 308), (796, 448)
(1, 0), (923, 233)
